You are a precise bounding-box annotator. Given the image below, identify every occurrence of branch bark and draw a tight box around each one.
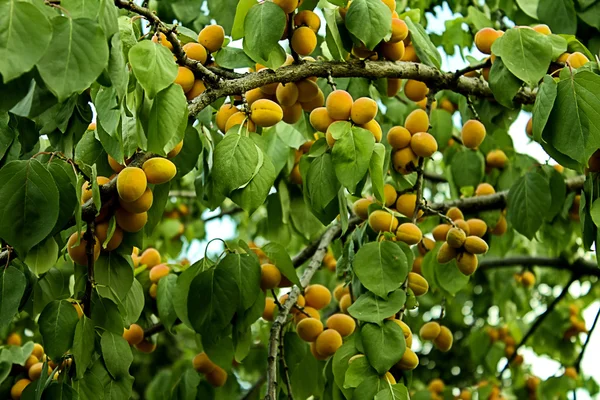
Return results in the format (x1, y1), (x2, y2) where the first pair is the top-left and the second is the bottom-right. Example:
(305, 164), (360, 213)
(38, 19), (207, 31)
(575, 303), (600, 372)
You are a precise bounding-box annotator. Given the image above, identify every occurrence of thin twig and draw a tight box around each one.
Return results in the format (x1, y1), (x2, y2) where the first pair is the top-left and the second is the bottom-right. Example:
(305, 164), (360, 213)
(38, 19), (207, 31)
(453, 59), (490, 81)
(575, 303), (600, 372)
(466, 95), (480, 121)
(203, 207), (244, 222)
(82, 222), (96, 318)
(279, 329), (295, 399)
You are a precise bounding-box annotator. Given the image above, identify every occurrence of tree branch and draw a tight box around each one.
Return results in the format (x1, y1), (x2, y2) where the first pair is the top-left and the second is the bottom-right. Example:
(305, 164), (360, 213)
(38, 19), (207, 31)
(423, 171), (447, 183)
(203, 207), (244, 222)
(82, 222), (97, 318)
(575, 303), (600, 372)
(479, 256), (600, 278)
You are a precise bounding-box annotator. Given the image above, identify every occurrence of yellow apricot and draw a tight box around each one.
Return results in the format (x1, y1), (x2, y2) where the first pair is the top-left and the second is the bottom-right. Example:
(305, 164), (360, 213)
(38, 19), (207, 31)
(393, 320), (413, 347)
(458, 389), (472, 400)
(115, 209), (148, 232)
(446, 227), (466, 248)
(28, 362), (50, 381)
(294, 10), (320, 32)
(251, 99), (283, 127)
(384, 371), (396, 384)
(533, 24), (551, 35)
(383, 184), (397, 207)
(326, 90), (353, 120)
(315, 329), (343, 357)
(225, 112), (256, 132)
(310, 341), (329, 360)
(433, 326), (453, 351)
(390, 18), (409, 43)
(206, 366), (228, 387)
(456, 252), (478, 275)
(245, 87), (268, 106)
(467, 218), (487, 237)
(387, 126), (411, 149)
(396, 193), (419, 218)
(380, 41), (405, 61)
(117, 167), (147, 202)
(396, 223), (423, 245)
(359, 119), (383, 142)
(475, 183), (495, 196)
(486, 149), (507, 168)
(149, 283), (158, 298)
(305, 284), (332, 310)
(463, 236), (488, 254)
(420, 321), (441, 340)
(25, 355), (38, 370)
(474, 28), (502, 54)
(326, 314), (356, 337)
(139, 248), (161, 268)
(353, 198), (372, 219)
(404, 80), (429, 102)
(10, 379), (31, 400)
(67, 231), (100, 266)
(439, 98), (456, 114)
(294, 306), (321, 324)
(151, 32), (173, 50)
(368, 210), (399, 233)
(291, 27), (317, 56)
(134, 339), (156, 353)
(432, 224), (451, 242)
(174, 67), (195, 93)
(396, 348), (419, 370)
(566, 52), (589, 69)
(95, 222), (123, 251)
(192, 352), (216, 373)
(186, 79), (206, 100)
(143, 158), (177, 185)
(276, 83), (299, 106)
(260, 263), (282, 290)
(408, 272), (429, 296)
(274, 0), (298, 13)
(183, 42), (207, 64)
(296, 79), (320, 102)
(149, 264), (170, 283)
(123, 324), (144, 346)
(461, 119), (486, 149)
(401, 44), (419, 62)
(446, 207), (464, 221)
(263, 297), (276, 321)
(31, 343), (44, 359)
(120, 187), (153, 214)
(297, 318), (324, 342)
(410, 132), (438, 157)
(333, 284), (350, 301)
(108, 155), (125, 173)
(198, 25), (225, 53)
(526, 117), (533, 137)
(418, 237), (435, 255)
(6, 332), (21, 346)
(215, 104), (238, 132)
(81, 176), (111, 203)
(339, 293), (352, 314)
(282, 103), (303, 124)
(428, 379), (445, 393)
(521, 271), (535, 287)
(437, 241), (457, 264)
(392, 147), (418, 173)
(381, 0), (395, 12)
(300, 89), (325, 112)
(351, 97), (378, 125)
(387, 78), (402, 97)
(167, 141), (184, 158)
(405, 109), (429, 135)
(310, 107), (335, 132)
(564, 367), (578, 379)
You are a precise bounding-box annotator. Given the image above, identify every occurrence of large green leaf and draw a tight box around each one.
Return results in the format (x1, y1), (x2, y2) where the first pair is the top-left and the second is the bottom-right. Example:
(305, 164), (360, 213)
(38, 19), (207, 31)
(123, 279), (144, 326)
(101, 331), (133, 379)
(0, 342), (33, 365)
(537, 0), (576, 34)
(353, 241), (408, 299)
(0, 0), (52, 83)
(306, 153), (340, 212)
(72, 316), (96, 379)
(157, 274), (178, 333)
(128, 40), (178, 99)
(91, 296), (124, 334)
(212, 133), (260, 196)
(332, 125), (375, 192)
(37, 17), (109, 101)
(532, 75), (557, 143)
(0, 159), (59, 255)
(488, 57), (522, 108)
(348, 289), (405, 324)
(375, 383), (410, 400)
(39, 300), (80, 361)
(0, 266), (26, 330)
(232, 0), (257, 40)
(507, 172), (551, 240)
(243, 2), (287, 69)
(361, 321), (405, 375)
(404, 17), (442, 69)
(95, 253), (134, 303)
(173, 258), (213, 329)
(24, 237), (59, 276)
(369, 143), (386, 204)
(147, 84), (188, 156)
(345, 0), (392, 50)
(231, 151), (276, 214)
(450, 148), (484, 190)
(217, 253), (261, 310)
(332, 335), (357, 398)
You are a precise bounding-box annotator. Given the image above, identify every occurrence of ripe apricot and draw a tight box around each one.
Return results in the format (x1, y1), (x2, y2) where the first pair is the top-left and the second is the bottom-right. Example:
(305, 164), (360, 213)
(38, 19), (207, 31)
(401, 44), (419, 62)
(216, 104), (239, 132)
(405, 109), (429, 135)
(315, 329), (343, 357)
(393, 320), (413, 347)
(294, 306), (321, 324)
(151, 32), (173, 50)
(408, 272), (429, 296)
(533, 24), (551, 35)
(326, 314), (356, 337)
(300, 89), (325, 112)
(276, 83), (299, 106)
(474, 28), (502, 54)
(383, 184), (397, 207)
(333, 284), (350, 301)
(81, 176), (111, 203)
(305, 284), (332, 310)
(412, 256), (423, 274)
(353, 198), (372, 219)
(67, 232), (100, 266)
(95, 222), (123, 251)
(25, 355), (39, 370)
(143, 158), (177, 185)
(117, 167), (147, 202)
(123, 324), (144, 346)
(263, 297), (276, 321)
(206, 366), (228, 387)
(149, 283), (158, 299)
(387, 126), (411, 149)
(434, 326), (453, 351)
(291, 27), (317, 56)
(351, 97), (378, 125)
(396, 348), (419, 370)
(475, 183), (495, 196)
(134, 339), (156, 353)
(428, 379), (445, 393)
(380, 41), (405, 61)
(198, 25), (225, 53)
(410, 132), (438, 157)
(326, 90), (353, 120)
(108, 155), (125, 173)
(120, 187), (153, 214)
(186, 79), (206, 100)
(310, 107), (335, 132)
(260, 263), (282, 290)
(274, 0), (298, 13)
(296, 79), (320, 102)
(418, 237), (435, 255)
(225, 111), (256, 132)
(390, 18), (409, 43)
(10, 379), (31, 400)
(193, 352), (216, 374)
(115, 209), (148, 232)
(183, 42), (207, 64)
(175, 67), (195, 93)
(396, 193), (420, 218)
(387, 78), (402, 97)
(167, 141), (184, 158)
(420, 321), (441, 340)
(251, 99), (283, 127)
(393, 147), (418, 173)
(282, 103), (303, 124)
(297, 318), (324, 342)
(28, 362), (49, 381)
(404, 80), (429, 102)
(446, 227), (466, 248)
(464, 236), (488, 254)
(432, 224), (450, 242)
(521, 271), (535, 287)
(339, 293), (352, 314)
(140, 248), (161, 268)
(381, 0), (395, 12)
(466, 219), (487, 237)
(310, 341), (329, 360)
(566, 52), (589, 69)
(461, 119), (486, 149)
(149, 264), (170, 283)
(384, 371), (396, 384)
(396, 223), (423, 245)
(6, 332), (21, 346)
(368, 210), (399, 233)
(525, 117), (533, 137)
(359, 120), (383, 142)
(31, 343), (44, 359)
(486, 149), (507, 168)
(456, 252), (478, 275)
(446, 207), (464, 221)
(294, 10), (320, 32)
(437, 242), (457, 263)
(245, 88), (268, 106)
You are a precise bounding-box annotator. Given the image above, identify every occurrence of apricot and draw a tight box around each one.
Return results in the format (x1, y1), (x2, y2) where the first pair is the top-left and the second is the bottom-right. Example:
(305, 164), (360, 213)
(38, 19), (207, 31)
(282, 103), (303, 124)
(28, 362), (50, 381)
(396, 348), (419, 370)
(10, 379), (31, 400)
(120, 187), (153, 214)
(433, 326), (453, 351)
(380, 41), (405, 61)
(379, 184), (396, 208)
(296, 79), (320, 102)
(183, 42), (207, 64)
(25, 355), (39, 370)
(263, 297), (276, 321)
(387, 78), (402, 97)
(276, 83), (299, 106)
(532, 24), (551, 35)
(108, 155), (125, 173)
(310, 107), (335, 132)
(466, 219), (487, 238)
(297, 318), (324, 342)
(368, 210), (399, 233)
(216, 104), (239, 132)
(384, 371), (396, 384)
(333, 284), (350, 301)
(291, 27), (317, 56)
(67, 231), (100, 266)
(387, 126), (411, 149)
(405, 109), (429, 135)
(251, 99), (283, 127)
(390, 19), (409, 43)
(186, 79), (206, 100)
(305, 284), (332, 310)
(418, 237), (435, 255)
(351, 97), (378, 125)
(225, 111), (256, 132)
(326, 314), (356, 337)
(31, 343), (44, 359)
(412, 256), (423, 274)
(396, 223), (423, 245)
(300, 89), (325, 111)
(456, 252), (478, 275)
(260, 263), (282, 290)
(381, 0), (395, 12)
(245, 88), (267, 106)
(437, 242), (457, 264)
(115, 209), (148, 232)
(393, 320), (413, 347)
(446, 227), (466, 248)
(461, 119), (486, 149)
(149, 283), (158, 298)
(206, 366), (228, 387)
(446, 207), (464, 221)
(151, 32), (173, 50)
(475, 183), (495, 196)
(117, 167), (147, 202)
(353, 198), (372, 219)
(175, 67), (195, 93)
(408, 272), (429, 296)
(6, 333), (22, 346)
(410, 132), (438, 157)
(432, 224), (450, 242)
(139, 248), (160, 268)
(566, 52), (589, 69)
(521, 271), (535, 287)
(294, 10), (320, 32)
(359, 119), (383, 142)
(143, 158), (177, 185)
(526, 117), (533, 137)
(339, 293), (352, 314)
(396, 193), (420, 218)
(326, 90), (353, 120)
(420, 321), (441, 340)
(315, 329), (343, 357)
(134, 339), (156, 353)
(198, 25), (225, 53)
(474, 28), (502, 55)
(464, 236), (488, 254)
(81, 176), (111, 203)
(123, 324), (144, 346)
(392, 147), (418, 173)
(149, 264), (170, 283)
(95, 222), (123, 251)
(192, 352), (216, 373)
(404, 80), (429, 102)
(401, 44), (419, 62)
(274, 0), (298, 13)
(167, 141), (184, 159)
(294, 306), (321, 324)
(310, 341), (328, 360)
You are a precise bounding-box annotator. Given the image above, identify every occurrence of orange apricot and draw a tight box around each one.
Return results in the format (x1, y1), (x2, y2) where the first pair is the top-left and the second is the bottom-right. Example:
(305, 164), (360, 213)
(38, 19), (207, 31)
(461, 119), (486, 149)
(291, 27), (317, 56)
(326, 90), (353, 120)
(183, 42), (207, 64)
(123, 324), (144, 346)
(198, 25), (225, 53)
(351, 97), (378, 125)
(404, 80), (429, 102)
(260, 263), (282, 290)
(251, 99), (284, 127)
(67, 231), (100, 266)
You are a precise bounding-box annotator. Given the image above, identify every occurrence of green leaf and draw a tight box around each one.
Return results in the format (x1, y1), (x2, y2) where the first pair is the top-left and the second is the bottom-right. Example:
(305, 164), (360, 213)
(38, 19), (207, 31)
(345, 0), (392, 50)
(231, 151), (276, 214)
(212, 133), (259, 196)
(218, 253), (261, 310)
(128, 40), (178, 99)
(348, 289), (405, 324)
(39, 300), (79, 361)
(147, 84), (189, 156)
(369, 143), (386, 203)
(0, 342), (33, 365)
(332, 126), (375, 192)
(0, 266), (26, 330)
(0, 159), (59, 255)
(95, 253), (133, 303)
(422, 242), (469, 296)
(537, 0), (576, 34)
(332, 336), (358, 398)
(324, 8), (351, 61)
(0, 0), (52, 83)
(36, 17), (109, 101)
(173, 258), (213, 329)
(91, 296), (124, 334)
(262, 242), (301, 287)
(24, 237), (59, 276)
(375, 383), (410, 400)
(101, 331), (133, 379)
(232, 0), (257, 40)
(353, 241), (408, 299)
(344, 355), (377, 388)
(491, 28), (552, 87)
(123, 279), (144, 326)
(532, 75), (557, 143)
(404, 17), (442, 69)
(306, 153), (340, 212)
(361, 321), (405, 375)
(145, 182), (171, 236)
(507, 172), (551, 240)
(72, 316), (96, 379)
(450, 149), (484, 189)
(243, 2), (287, 69)
(489, 57), (523, 108)
(214, 47), (255, 69)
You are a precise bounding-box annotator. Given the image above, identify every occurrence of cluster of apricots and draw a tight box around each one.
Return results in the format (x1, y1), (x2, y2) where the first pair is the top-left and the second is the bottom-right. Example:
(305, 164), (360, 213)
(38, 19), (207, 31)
(192, 352), (228, 387)
(426, 379), (448, 400)
(131, 247), (172, 299)
(323, 248), (338, 272)
(388, 108), (438, 175)
(486, 325), (523, 364)
(514, 270), (536, 288)
(290, 140), (315, 184)
(419, 321), (454, 352)
(564, 304), (588, 340)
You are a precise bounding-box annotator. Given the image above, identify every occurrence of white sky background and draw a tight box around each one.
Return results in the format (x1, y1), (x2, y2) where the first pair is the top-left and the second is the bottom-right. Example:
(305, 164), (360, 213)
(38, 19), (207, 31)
(183, 2), (599, 397)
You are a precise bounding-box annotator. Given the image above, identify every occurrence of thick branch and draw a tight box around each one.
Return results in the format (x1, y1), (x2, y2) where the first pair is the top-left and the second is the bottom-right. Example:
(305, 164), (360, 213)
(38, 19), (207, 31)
(479, 256), (600, 278)
(575, 304), (600, 372)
